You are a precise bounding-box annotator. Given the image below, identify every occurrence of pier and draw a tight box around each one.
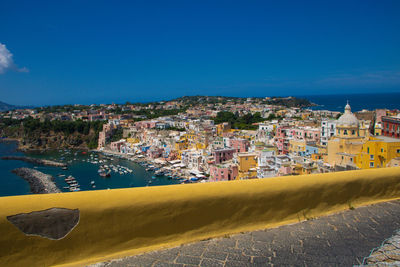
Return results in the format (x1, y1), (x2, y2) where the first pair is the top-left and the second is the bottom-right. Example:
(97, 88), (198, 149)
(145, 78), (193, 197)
(2, 156), (67, 167)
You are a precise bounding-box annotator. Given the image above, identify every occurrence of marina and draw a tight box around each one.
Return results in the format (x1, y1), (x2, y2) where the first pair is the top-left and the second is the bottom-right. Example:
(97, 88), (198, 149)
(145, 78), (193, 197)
(0, 141), (181, 197)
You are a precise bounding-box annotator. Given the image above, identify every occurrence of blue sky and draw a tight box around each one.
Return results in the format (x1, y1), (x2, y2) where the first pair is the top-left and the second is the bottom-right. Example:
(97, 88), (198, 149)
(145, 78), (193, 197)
(1, 0), (400, 105)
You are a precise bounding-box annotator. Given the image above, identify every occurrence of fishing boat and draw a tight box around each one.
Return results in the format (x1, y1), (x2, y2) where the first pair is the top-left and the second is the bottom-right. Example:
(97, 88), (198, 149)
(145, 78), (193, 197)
(99, 171), (111, 178)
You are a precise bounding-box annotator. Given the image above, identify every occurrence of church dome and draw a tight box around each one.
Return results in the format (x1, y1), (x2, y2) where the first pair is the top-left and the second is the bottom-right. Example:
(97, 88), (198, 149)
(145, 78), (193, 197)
(337, 102), (359, 127)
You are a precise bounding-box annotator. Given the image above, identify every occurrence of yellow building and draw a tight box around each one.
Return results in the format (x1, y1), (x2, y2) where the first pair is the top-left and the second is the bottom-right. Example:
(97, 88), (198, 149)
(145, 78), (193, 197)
(216, 122), (231, 136)
(237, 153), (258, 179)
(126, 138), (140, 147)
(374, 122), (383, 136)
(292, 162), (318, 175)
(327, 103), (367, 170)
(174, 140), (188, 157)
(289, 139), (306, 155)
(356, 136), (400, 169)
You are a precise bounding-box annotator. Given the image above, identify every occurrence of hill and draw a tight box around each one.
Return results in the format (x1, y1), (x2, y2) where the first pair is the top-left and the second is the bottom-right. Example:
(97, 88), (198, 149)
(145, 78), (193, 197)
(171, 95), (314, 108)
(0, 101), (32, 112)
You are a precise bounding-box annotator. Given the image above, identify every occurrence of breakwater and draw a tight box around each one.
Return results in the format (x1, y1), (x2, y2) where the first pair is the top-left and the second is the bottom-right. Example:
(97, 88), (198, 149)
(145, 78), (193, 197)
(11, 168), (61, 194)
(1, 156), (67, 167)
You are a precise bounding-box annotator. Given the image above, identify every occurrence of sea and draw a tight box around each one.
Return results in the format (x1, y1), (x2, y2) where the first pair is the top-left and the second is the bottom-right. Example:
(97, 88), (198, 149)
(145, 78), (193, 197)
(303, 92), (400, 112)
(0, 141), (180, 197)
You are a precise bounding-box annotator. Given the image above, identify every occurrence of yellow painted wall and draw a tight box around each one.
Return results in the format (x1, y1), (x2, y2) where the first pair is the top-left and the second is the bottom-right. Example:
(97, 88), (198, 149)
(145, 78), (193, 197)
(1, 168), (400, 266)
(289, 139), (306, 154)
(238, 154), (257, 172)
(126, 138), (139, 144)
(327, 137), (363, 167)
(356, 138), (400, 169)
(174, 141), (187, 152)
(237, 154), (257, 179)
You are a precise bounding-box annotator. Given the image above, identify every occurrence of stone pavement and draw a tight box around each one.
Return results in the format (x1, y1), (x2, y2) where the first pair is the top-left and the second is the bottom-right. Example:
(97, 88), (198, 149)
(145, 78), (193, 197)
(91, 200), (400, 267)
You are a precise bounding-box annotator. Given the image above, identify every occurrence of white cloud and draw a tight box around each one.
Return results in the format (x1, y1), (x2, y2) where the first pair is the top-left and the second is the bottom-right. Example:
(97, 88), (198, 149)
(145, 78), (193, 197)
(0, 43), (28, 74)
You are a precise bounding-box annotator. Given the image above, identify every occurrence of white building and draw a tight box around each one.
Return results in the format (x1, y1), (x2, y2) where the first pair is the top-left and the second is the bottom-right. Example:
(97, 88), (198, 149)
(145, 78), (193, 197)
(321, 120), (337, 146)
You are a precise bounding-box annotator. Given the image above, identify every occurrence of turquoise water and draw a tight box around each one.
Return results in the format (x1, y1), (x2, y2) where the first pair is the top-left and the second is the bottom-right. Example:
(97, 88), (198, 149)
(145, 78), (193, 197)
(0, 141), (180, 197)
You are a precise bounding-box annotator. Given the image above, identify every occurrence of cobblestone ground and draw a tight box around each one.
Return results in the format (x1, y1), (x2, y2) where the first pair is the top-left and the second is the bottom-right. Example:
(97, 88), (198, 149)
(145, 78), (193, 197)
(91, 200), (400, 267)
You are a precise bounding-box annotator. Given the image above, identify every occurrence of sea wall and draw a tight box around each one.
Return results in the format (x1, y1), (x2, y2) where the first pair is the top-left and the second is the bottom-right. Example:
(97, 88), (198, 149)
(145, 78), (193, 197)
(0, 167), (400, 266)
(2, 156), (67, 167)
(11, 168), (61, 194)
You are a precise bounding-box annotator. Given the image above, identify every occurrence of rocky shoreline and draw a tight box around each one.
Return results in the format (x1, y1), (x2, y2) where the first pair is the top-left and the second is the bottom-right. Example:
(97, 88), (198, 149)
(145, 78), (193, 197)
(11, 168), (61, 194)
(2, 156), (67, 167)
(1, 137), (90, 153)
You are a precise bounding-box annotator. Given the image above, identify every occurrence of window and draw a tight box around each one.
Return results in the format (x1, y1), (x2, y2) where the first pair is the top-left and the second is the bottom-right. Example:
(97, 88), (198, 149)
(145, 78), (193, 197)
(370, 154), (374, 160)
(381, 148), (384, 153)
(397, 149), (400, 154)
(367, 147), (370, 154)
(370, 162), (374, 168)
(352, 130), (355, 135)
(350, 158), (353, 162)
(343, 130), (348, 135)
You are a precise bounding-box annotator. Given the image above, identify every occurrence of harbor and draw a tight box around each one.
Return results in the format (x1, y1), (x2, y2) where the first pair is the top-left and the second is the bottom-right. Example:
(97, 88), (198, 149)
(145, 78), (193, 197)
(98, 149), (208, 184)
(0, 141), (181, 197)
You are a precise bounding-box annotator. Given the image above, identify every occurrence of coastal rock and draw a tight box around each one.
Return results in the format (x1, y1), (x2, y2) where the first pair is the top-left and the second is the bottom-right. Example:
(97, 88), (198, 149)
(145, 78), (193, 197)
(11, 167), (61, 194)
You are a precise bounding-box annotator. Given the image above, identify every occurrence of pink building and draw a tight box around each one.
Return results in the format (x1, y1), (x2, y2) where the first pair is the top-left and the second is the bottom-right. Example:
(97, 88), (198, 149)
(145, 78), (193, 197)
(134, 121), (157, 129)
(375, 109), (387, 124)
(293, 127), (320, 142)
(98, 124), (112, 149)
(275, 126), (291, 155)
(209, 163), (238, 182)
(110, 140), (125, 152)
(147, 148), (164, 159)
(213, 148), (235, 164)
(230, 138), (250, 153)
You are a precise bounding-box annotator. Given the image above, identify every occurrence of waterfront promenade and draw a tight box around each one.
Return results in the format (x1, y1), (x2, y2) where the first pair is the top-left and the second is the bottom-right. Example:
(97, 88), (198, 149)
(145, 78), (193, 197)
(93, 199), (400, 266)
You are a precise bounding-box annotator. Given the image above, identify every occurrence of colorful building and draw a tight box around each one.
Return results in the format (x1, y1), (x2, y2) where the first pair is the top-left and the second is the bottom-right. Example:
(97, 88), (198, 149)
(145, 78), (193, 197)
(289, 139), (307, 156)
(320, 120), (336, 146)
(382, 115), (400, 139)
(356, 136), (400, 169)
(237, 153), (258, 179)
(327, 103), (366, 170)
(213, 148), (235, 164)
(230, 138), (250, 153)
(209, 162), (238, 182)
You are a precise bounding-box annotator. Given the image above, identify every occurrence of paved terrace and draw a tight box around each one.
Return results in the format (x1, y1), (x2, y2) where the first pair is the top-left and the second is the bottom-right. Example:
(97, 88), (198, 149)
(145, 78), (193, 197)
(92, 200), (400, 267)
